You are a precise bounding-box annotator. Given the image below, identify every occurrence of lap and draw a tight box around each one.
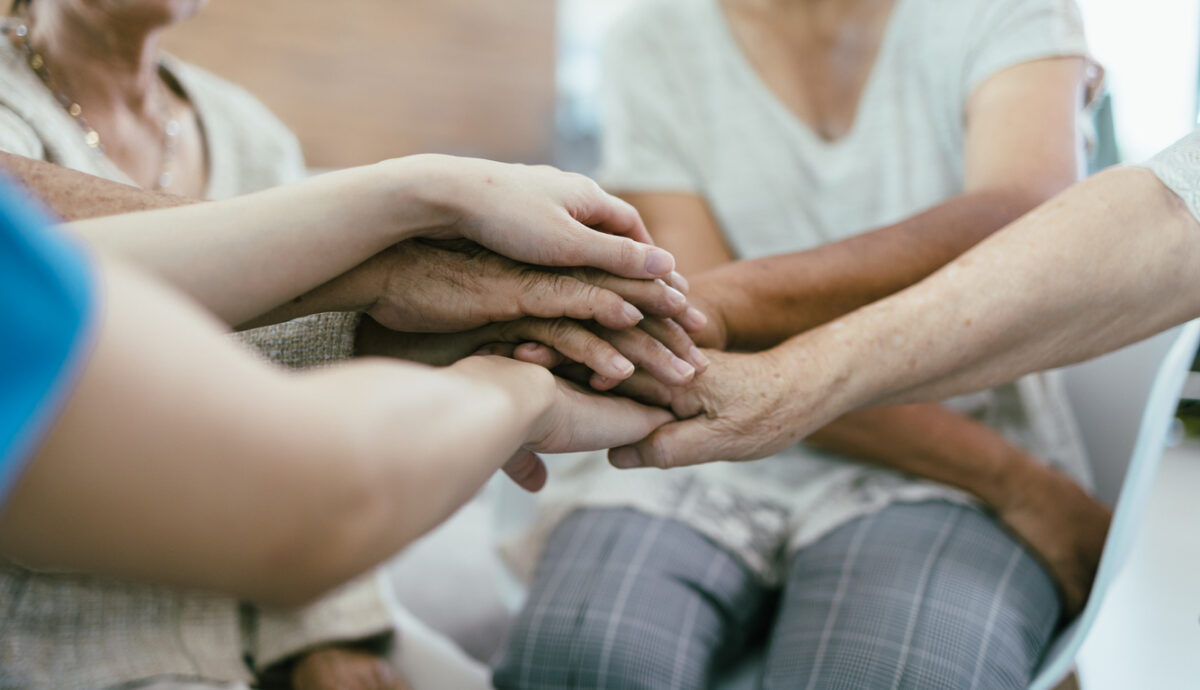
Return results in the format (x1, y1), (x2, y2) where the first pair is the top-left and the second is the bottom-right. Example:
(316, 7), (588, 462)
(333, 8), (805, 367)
(492, 508), (769, 690)
(764, 500), (1061, 690)
(496, 502), (1060, 690)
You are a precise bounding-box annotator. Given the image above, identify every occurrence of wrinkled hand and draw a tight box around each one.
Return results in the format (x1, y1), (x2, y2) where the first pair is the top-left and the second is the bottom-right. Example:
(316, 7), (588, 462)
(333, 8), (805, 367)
(678, 287), (727, 350)
(292, 646), (410, 690)
(603, 348), (819, 469)
(414, 156), (677, 279)
(356, 313), (707, 387)
(362, 239), (702, 333)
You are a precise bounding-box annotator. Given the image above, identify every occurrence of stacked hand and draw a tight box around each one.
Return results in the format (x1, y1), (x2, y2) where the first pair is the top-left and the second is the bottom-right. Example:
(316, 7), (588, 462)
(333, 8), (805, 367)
(355, 239), (709, 388)
(335, 158), (803, 489)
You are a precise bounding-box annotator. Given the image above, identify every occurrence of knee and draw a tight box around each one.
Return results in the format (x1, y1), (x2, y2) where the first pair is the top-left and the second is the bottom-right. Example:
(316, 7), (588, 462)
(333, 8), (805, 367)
(493, 602), (705, 690)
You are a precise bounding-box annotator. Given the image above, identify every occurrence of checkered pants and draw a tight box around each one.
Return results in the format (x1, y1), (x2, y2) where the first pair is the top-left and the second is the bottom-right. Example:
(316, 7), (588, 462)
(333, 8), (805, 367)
(492, 501), (1060, 689)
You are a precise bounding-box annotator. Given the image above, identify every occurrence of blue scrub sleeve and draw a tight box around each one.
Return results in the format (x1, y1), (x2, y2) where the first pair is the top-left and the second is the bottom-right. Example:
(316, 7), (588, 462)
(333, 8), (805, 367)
(0, 174), (96, 504)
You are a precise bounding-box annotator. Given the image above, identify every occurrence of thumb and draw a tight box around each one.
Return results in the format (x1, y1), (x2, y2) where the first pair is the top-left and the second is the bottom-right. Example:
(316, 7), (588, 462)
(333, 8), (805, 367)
(607, 417), (717, 470)
(503, 449), (548, 492)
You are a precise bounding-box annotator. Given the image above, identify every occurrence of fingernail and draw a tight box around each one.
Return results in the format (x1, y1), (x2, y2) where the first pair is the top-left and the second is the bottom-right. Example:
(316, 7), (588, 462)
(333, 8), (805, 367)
(610, 355), (635, 377)
(689, 346), (710, 369)
(664, 286), (687, 309)
(685, 306), (708, 328)
(610, 447), (643, 469)
(623, 303), (644, 323)
(671, 357), (695, 379)
(669, 271), (689, 293)
(645, 248), (675, 276)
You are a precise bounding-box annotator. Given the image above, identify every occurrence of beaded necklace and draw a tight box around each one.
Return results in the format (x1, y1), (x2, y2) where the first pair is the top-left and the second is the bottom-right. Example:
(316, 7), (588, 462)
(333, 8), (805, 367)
(2, 20), (182, 190)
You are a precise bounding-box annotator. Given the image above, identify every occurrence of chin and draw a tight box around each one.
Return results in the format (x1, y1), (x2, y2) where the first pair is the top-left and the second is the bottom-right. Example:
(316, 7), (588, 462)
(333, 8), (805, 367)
(107, 0), (208, 26)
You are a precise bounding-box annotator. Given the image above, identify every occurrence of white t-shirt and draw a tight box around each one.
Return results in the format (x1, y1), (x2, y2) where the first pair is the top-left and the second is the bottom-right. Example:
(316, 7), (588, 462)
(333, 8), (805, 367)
(1144, 127), (1200, 224)
(513, 0), (1096, 583)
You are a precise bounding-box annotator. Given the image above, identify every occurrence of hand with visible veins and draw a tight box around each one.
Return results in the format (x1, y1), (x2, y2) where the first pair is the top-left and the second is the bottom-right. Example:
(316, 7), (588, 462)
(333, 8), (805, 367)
(356, 309), (707, 390)
(363, 239), (702, 334)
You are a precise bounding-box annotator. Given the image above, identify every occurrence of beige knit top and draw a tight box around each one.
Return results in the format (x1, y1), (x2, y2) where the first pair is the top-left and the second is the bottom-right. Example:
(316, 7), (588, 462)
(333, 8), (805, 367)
(0, 29), (386, 690)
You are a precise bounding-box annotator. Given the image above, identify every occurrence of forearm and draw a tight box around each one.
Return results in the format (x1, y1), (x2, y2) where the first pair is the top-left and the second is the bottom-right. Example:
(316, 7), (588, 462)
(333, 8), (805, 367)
(67, 157), (455, 327)
(789, 166), (1200, 418)
(0, 252), (551, 606)
(696, 188), (1052, 351)
(238, 255), (383, 331)
(806, 404), (1035, 508)
(0, 153), (386, 330)
(1, 151), (194, 220)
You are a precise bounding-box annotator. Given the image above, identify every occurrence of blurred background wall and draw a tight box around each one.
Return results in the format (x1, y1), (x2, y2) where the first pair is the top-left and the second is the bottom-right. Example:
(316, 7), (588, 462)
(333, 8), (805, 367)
(163, 0), (556, 169)
(162, 0), (1198, 172)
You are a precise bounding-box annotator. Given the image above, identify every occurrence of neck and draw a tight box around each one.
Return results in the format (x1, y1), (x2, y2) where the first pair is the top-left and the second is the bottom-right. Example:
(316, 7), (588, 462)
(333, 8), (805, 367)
(733, 0), (889, 17)
(23, 2), (168, 113)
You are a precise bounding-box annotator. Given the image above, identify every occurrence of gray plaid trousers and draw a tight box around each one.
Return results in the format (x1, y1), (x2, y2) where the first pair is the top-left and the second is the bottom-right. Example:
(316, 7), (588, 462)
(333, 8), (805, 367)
(493, 501), (1059, 689)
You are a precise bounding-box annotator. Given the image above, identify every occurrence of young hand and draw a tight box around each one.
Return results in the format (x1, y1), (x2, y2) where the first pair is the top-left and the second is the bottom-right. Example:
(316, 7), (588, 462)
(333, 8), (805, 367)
(403, 156), (678, 280)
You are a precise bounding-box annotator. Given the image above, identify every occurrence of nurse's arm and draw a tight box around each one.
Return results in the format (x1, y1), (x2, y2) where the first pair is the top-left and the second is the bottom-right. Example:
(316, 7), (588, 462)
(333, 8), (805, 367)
(0, 252), (671, 607)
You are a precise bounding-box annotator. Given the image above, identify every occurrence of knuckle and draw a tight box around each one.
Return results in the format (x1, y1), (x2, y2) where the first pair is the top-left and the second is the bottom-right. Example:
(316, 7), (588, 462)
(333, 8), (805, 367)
(617, 238), (643, 269)
(645, 437), (675, 470)
(539, 318), (581, 345)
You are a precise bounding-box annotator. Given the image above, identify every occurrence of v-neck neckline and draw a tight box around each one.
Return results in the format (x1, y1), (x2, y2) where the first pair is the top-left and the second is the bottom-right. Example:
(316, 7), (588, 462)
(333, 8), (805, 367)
(707, 0), (907, 150)
(156, 56), (215, 199)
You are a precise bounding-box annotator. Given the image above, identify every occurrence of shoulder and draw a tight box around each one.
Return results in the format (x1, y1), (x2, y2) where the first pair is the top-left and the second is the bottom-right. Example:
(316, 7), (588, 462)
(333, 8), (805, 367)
(603, 0), (722, 98)
(909, 0), (1084, 26)
(164, 57), (306, 187)
(899, 0), (1090, 99)
(166, 58), (289, 137)
(0, 34), (52, 158)
(606, 0), (713, 63)
(892, 0), (1086, 55)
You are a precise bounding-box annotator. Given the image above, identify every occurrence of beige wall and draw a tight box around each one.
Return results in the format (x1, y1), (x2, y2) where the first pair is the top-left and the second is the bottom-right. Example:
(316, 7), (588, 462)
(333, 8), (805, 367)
(163, 0), (557, 168)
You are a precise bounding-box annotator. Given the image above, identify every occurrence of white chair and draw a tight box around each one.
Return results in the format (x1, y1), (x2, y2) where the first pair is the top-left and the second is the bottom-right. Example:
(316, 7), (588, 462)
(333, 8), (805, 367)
(1027, 320), (1200, 689)
(713, 321), (1200, 689)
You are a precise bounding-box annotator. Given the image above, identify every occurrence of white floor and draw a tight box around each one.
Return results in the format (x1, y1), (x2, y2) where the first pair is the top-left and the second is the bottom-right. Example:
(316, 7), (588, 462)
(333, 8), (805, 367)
(1076, 440), (1200, 689)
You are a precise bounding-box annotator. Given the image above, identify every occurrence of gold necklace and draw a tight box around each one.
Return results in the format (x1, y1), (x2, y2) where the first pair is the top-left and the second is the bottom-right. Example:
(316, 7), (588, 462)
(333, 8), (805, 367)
(3, 20), (182, 191)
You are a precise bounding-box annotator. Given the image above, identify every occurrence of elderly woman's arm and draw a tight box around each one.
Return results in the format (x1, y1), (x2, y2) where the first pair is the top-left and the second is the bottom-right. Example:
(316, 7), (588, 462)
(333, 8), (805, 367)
(610, 160), (1200, 468)
(603, 58), (1087, 465)
(635, 58), (1091, 351)
(0, 251), (673, 607)
(1, 151), (193, 219)
(831, 165), (1200, 408)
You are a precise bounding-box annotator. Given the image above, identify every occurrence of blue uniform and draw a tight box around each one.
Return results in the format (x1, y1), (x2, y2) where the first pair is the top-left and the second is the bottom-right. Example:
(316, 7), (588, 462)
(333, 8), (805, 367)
(0, 175), (95, 504)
